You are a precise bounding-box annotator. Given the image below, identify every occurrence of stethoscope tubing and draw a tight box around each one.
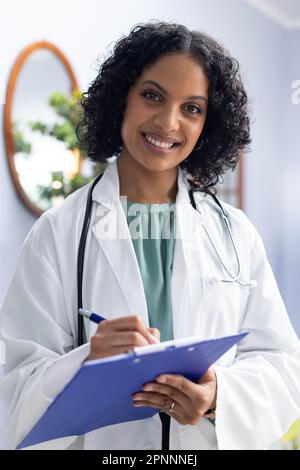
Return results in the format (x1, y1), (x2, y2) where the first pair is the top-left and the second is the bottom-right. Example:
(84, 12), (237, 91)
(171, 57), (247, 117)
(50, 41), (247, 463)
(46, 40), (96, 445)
(77, 176), (255, 346)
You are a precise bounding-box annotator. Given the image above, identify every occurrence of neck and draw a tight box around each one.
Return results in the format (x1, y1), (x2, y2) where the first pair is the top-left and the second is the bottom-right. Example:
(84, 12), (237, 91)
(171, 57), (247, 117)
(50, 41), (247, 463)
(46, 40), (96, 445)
(117, 152), (178, 203)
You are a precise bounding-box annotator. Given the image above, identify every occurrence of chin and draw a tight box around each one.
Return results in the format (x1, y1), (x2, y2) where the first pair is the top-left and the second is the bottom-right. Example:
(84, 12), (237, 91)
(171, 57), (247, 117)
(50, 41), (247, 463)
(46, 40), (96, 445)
(139, 158), (177, 173)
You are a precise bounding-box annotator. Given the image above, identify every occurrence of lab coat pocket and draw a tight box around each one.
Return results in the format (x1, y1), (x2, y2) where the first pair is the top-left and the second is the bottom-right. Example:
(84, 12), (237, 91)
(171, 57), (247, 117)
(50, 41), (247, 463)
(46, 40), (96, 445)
(200, 276), (250, 339)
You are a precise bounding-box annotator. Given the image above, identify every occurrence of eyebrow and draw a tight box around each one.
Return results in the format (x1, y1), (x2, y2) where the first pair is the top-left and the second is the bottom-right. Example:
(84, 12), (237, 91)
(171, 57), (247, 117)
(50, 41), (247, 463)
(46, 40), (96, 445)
(141, 80), (208, 104)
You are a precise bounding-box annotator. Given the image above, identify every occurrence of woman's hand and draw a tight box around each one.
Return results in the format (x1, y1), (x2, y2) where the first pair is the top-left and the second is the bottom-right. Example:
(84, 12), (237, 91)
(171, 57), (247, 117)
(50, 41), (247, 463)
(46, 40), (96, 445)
(132, 367), (217, 425)
(86, 315), (160, 360)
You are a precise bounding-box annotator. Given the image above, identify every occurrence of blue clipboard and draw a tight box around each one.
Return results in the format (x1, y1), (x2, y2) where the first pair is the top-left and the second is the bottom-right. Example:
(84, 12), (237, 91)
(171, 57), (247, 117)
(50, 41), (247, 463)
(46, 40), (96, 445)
(17, 332), (248, 449)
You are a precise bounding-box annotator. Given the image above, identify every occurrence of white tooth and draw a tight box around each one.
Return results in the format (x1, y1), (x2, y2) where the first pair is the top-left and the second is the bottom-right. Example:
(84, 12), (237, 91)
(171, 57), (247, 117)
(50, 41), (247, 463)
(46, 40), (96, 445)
(145, 134), (174, 149)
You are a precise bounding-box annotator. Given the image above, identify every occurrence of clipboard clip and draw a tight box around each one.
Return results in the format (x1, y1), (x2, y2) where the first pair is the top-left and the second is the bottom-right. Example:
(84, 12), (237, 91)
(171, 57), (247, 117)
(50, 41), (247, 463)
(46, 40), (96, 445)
(127, 348), (142, 363)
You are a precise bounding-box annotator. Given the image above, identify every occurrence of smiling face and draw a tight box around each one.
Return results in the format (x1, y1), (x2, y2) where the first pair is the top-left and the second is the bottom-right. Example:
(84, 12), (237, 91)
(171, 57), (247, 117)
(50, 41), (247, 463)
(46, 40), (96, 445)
(119, 53), (209, 174)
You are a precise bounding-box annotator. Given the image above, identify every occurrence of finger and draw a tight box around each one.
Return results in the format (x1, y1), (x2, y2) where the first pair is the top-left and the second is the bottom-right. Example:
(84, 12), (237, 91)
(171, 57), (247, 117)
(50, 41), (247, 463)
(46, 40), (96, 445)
(141, 382), (188, 409)
(133, 401), (162, 410)
(133, 394), (188, 421)
(87, 343), (134, 360)
(134, 398), (189, 424)
(99, 316), (158, 344)
(156, 374), (212, 415)
(107, 331), (150, 348)
(88, 332), (152, 358)
(91, 331), (150, 353)
(135, 400), (185, 424)
(133, 393), (180, 414)
(147, 327), (160, 342)
(156, 374), (200, 399)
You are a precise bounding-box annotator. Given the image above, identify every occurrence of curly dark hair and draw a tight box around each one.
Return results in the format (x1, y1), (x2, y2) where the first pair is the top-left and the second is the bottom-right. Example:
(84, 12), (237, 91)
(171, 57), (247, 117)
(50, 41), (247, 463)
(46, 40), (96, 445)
(77, 21), (251, 189)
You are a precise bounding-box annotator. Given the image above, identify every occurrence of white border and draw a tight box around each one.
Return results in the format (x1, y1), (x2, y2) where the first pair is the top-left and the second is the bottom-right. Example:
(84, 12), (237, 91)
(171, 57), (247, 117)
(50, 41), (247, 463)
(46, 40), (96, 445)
(244, 0), (300, 30)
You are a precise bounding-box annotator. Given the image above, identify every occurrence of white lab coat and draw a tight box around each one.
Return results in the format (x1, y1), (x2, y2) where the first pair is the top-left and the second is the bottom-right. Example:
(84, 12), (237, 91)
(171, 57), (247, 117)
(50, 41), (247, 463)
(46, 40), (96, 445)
(0, 160), (299, 450)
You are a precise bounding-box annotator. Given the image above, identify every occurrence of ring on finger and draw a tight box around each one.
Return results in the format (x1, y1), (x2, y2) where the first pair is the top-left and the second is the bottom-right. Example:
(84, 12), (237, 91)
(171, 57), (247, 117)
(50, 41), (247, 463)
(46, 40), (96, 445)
(168, 400), (175, 412)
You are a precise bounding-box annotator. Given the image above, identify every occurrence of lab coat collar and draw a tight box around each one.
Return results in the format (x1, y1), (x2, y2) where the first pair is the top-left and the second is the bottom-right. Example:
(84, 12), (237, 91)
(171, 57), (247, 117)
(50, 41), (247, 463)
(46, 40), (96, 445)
(91, 159), (120, 208)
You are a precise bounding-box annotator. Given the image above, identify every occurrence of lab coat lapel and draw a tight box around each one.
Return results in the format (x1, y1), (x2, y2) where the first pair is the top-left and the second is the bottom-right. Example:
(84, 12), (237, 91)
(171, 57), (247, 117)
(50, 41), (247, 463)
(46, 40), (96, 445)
(171, 201), (188, 339)
(171, 170), (208, 339)
(91, 161), (149, 326)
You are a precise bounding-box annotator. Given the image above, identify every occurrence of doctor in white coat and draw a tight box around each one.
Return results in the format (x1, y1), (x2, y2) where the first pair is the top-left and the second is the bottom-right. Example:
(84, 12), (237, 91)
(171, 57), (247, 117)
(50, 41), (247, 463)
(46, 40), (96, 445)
(1, 22), (300, 450)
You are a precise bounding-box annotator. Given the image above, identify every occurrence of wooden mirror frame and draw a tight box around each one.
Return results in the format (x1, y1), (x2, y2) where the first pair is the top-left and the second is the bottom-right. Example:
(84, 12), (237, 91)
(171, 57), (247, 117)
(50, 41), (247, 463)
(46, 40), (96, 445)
(3, 41), (79, 217)
(220, 157), (244, 210)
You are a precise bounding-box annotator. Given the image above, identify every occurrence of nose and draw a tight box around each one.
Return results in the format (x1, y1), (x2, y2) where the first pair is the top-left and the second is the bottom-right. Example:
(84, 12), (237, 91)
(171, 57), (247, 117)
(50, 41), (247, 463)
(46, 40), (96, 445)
(153, 103), (181, 133)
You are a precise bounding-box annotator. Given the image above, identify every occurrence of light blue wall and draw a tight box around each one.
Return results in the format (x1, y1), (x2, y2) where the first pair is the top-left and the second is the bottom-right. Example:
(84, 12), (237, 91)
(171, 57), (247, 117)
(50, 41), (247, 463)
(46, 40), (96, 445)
(281, 30), (300, 333)
(0, 0), (298, 449)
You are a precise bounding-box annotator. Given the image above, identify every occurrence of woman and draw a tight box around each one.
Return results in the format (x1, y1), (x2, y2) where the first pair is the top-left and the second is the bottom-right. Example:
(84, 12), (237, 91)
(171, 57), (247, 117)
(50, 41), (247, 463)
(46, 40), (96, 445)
(1, 21), (299, 450)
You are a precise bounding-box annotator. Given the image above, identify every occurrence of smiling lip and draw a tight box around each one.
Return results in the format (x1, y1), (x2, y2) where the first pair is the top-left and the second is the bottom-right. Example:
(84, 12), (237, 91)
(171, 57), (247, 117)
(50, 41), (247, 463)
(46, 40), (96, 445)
(142, 131), (182, 145)
(140, 132), (181, 155)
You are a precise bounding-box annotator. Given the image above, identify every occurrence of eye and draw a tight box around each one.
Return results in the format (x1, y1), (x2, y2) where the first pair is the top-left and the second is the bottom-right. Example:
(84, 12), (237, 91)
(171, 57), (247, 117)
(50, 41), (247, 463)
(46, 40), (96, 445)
(184, 104), (202, 115)
(141, 90), (160, 101)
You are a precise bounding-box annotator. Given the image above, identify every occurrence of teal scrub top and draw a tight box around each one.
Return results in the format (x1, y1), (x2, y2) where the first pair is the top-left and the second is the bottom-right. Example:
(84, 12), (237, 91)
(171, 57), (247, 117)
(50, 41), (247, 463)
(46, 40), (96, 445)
(122, 200), (176, 342)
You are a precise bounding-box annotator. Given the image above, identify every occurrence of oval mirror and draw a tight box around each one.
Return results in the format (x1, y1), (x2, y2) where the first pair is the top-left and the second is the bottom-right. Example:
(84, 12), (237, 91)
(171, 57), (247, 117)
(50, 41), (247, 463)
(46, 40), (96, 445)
(4, 41), (97, 216)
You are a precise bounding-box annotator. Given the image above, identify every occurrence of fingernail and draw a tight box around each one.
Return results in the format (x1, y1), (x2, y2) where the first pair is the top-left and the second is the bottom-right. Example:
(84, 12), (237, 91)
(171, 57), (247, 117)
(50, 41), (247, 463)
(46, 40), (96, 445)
(143, 384), (153, 391)
(157, 375), (166, 383)
(149, 334), (159, 343)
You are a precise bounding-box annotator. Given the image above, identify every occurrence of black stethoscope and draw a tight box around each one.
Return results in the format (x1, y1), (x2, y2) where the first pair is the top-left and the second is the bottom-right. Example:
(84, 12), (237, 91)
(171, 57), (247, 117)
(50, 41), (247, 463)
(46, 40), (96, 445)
(77, 172), (256, 346)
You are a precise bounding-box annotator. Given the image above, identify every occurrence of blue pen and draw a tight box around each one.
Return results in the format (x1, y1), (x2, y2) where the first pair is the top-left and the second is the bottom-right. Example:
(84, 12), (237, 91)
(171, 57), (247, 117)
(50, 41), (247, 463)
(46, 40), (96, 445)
(78, 309), (157, 356)
(78, 308), (106, 324)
